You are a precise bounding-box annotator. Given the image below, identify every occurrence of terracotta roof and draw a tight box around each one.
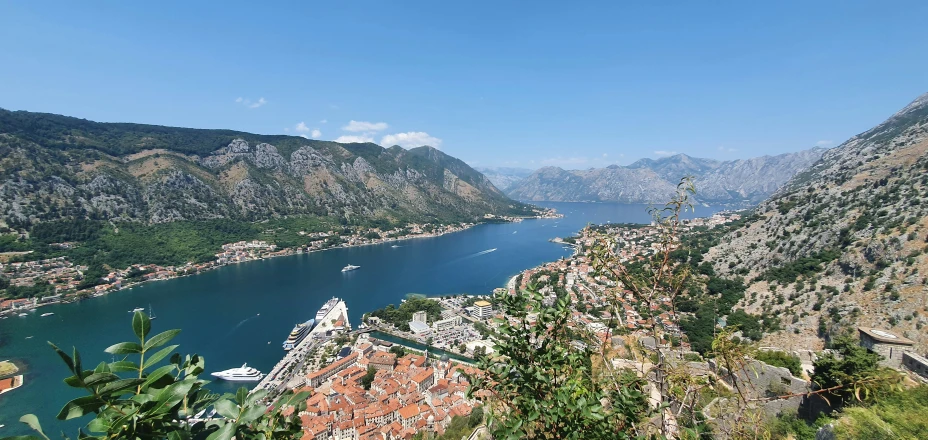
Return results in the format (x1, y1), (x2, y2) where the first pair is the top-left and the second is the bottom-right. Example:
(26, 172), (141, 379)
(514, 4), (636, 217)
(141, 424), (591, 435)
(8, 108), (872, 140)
(398, 404), (420, 419)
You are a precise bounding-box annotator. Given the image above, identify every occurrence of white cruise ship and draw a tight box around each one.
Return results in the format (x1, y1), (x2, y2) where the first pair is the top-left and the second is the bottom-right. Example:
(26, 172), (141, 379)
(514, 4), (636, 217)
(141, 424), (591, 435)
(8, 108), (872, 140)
(316, 297), (340, 321)
(211, 364), (264, 382)
(282, 319), (315, 350)
(341, 264), (360, 272)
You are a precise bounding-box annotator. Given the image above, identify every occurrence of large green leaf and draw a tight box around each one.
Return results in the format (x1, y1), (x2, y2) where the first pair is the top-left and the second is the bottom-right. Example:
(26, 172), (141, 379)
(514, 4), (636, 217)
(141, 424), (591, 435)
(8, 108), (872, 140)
(213, 399), (239, 420)
(238, 405), (266, 425)
(141, 364), (176, 389)
(56, 396), (105, 420)
(18, 414), (49, 440)
(47, 343), (74, 372)
(104, 342), (143, 354)
(144, 344), (179, 370)
(82, 372), (120, 387)
(98, 378), (146, 395)
(132, 311), (151, 341)
(109, 360), (140, 372)
(204, 422), (235, 440)
(143, 329), (181, 351)
(151, 379), (196, 414)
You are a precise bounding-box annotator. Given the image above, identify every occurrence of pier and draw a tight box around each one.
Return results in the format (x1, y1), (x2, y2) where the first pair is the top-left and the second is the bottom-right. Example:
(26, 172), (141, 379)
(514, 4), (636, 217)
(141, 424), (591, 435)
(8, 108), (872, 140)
(252, 299), (350, 396)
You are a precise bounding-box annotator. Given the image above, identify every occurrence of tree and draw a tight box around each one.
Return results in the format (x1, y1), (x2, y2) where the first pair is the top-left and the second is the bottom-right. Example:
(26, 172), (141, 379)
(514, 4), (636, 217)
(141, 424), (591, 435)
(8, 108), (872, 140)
(467, 285), (649, 439)
(4, 312), (308, 440)
(361, 365), (377, 390)
(389, 345), (406, 357)
(811, 336), (896, 407)
(468, 405), (483, 428)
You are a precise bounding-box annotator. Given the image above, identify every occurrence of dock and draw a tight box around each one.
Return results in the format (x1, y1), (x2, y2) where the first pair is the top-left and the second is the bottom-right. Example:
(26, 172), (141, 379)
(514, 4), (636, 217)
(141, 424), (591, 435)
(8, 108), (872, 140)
(252, 299), (350, 396)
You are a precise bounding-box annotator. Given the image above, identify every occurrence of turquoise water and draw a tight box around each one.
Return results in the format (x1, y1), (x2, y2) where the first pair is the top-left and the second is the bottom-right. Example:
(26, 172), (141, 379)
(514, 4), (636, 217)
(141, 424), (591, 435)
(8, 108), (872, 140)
(0, 202), (720, 435)
(368, 331), (475, 364)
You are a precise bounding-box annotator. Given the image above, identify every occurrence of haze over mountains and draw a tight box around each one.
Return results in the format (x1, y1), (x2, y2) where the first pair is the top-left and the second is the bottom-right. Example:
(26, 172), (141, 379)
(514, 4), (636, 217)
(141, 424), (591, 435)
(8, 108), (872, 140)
(490, 149), (826, 207)
(0, 109), (533, 228)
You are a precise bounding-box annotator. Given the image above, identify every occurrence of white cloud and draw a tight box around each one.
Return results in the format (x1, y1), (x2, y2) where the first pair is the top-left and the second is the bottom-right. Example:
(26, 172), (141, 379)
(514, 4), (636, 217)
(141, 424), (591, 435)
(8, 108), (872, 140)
(335, 135), (375, 143)
(654, 150), (678, 157)
(815, 140), (833, 147)
(249, 97), (267, 108)
(320, 119), (328, 124)
(717, 146), (738, 152)
(236, 97), (267, 109)
(291, 122), (321, 139)
(380, 132), (442, 149)
(343, 120), (389, 132)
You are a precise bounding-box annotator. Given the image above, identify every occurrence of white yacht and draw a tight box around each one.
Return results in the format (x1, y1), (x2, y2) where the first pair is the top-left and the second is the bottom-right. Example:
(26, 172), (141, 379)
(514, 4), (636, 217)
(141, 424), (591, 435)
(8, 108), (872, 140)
(41, 312), (54, 317)
(211, 364), (264, 382)
(341, 264), (360, 272)
(282, 319), (315, 350)
(128, 307), (144, 313)
(316, 297), (340, 321)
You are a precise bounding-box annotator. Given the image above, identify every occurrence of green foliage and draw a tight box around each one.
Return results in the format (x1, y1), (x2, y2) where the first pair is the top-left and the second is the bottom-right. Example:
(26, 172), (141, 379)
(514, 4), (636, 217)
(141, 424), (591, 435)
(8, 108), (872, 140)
(680, 304), (717, 354)
(765, 412), (823, 440)
(726, 309), (763, 341)
(467, 286), (649, 439)
(360, 365), (377, 390)
(3, 312), (308, 440)
(706, 276), (747, 314)
(754, 350), (803, 377)
(833, 385), (928, 440)
(369, 297), (443, 332)
(811, 336), (886, 407)
(30, 219), (104, 244)
(762, 250), (840, 285)
(0, 234), (31, 252)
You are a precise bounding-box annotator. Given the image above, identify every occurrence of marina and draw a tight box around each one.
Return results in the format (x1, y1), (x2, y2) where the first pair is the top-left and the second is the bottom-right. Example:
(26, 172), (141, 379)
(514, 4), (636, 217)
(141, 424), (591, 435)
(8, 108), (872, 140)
(253, 298), (351, 396)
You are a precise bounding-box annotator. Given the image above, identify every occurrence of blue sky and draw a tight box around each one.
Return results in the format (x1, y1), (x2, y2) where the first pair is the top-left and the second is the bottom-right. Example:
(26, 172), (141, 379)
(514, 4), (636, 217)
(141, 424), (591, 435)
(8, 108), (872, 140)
(1, 2), (926, 169)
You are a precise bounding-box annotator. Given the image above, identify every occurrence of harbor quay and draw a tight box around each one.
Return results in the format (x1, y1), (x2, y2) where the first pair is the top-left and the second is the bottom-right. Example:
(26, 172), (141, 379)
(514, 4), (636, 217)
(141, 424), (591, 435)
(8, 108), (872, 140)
(253, 299), (351, 396)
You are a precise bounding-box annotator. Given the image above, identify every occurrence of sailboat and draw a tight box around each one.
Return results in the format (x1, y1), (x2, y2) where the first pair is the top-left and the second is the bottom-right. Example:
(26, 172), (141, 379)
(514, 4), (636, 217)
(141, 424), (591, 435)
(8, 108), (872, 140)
(149, 304), (157, 320)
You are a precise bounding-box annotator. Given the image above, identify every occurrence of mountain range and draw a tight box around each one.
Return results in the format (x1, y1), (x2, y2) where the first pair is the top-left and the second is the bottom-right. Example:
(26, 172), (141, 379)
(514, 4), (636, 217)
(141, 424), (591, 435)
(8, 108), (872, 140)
(503, 149), (826, 207)
(474, 167), (535, 192)
(0, 110), (533, 229)
(709, 92), (928, 351)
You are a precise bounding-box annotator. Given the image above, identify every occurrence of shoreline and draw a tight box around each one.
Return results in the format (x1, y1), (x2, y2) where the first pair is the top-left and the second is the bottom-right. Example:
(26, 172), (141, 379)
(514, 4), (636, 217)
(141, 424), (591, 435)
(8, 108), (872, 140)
(1, 215), (556, 316)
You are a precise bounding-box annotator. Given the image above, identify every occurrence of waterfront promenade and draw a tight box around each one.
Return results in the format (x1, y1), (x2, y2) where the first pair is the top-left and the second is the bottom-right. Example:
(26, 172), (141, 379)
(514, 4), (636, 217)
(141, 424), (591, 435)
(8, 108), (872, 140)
(253, 300), (350, 395)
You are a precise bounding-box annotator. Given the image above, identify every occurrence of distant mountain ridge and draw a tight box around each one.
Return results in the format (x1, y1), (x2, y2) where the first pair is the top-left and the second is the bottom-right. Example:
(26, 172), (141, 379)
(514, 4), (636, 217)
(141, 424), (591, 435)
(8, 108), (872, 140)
(474, 167), (535, 191)
(0, 109), (533, 227)
(507, 149), (826, 207)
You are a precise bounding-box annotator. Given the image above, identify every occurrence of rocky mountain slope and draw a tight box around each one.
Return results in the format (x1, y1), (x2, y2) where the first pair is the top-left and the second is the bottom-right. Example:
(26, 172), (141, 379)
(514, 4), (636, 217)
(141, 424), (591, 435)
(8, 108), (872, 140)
(0, 109), (533, 228)
(474, 167), (534, 192)
(508, 150), (825, 207)
(707, 92), (928, 352)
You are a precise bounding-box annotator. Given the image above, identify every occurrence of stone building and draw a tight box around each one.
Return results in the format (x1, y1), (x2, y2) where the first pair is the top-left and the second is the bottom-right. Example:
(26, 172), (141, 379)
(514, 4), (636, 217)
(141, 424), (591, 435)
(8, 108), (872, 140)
(857, 327), (914, 369)
(902, 351), (928, 380)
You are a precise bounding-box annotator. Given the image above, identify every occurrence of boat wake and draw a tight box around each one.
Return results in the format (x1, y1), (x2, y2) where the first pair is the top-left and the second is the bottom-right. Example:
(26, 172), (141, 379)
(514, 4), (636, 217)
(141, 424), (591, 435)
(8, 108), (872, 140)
(446, 248), (498, 265)
(225, 313), (261, 337)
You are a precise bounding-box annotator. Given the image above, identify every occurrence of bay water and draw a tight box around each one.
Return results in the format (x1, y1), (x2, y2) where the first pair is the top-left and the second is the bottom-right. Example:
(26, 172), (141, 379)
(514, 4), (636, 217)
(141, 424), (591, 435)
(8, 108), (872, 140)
(0, 202), (721, 435)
